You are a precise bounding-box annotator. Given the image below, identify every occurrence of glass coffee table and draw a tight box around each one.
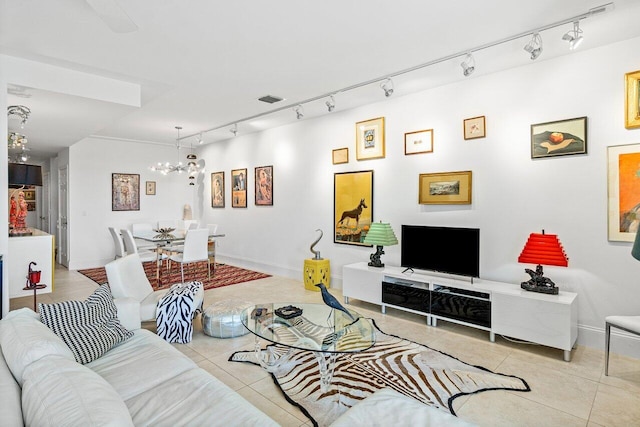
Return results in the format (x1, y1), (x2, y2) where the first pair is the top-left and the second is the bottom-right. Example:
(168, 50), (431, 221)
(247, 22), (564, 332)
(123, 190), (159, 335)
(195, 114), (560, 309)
(242, 303), (375, 391)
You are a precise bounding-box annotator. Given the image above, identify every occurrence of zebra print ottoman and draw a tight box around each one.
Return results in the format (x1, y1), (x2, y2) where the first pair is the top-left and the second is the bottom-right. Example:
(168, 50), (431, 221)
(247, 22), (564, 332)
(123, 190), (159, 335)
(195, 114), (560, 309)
(202, 300), (253, 338)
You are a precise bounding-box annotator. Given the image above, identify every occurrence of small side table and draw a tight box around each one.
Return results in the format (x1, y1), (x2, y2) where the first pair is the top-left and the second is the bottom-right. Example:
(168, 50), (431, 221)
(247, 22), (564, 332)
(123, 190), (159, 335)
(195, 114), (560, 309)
(303, 258), (331, 291)
(23, 284), (47, 311)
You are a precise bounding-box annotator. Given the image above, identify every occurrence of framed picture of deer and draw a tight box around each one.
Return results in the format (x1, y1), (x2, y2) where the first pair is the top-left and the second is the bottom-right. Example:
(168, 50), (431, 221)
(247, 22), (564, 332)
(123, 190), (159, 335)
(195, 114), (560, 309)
(334, 170), (373, 246)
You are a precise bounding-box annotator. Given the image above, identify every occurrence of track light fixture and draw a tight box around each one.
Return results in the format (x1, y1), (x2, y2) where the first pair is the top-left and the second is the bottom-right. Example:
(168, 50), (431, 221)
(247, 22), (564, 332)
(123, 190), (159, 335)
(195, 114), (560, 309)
(325, 95), (336, 112)
(524, 33), (543, 60)
(380, 78), (394, 97)
(230, 124), (238, 136)
(562, 21), (584, 50)
(178, 3), (612, 144)
(461, 53), (475, 77)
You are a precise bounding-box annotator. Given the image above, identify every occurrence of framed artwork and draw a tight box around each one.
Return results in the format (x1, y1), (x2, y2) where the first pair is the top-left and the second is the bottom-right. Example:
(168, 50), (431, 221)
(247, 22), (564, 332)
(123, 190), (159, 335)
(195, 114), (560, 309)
(112, 173), (140, 211)
(211, 171), (225, 208)
(404, 129), (434, 155)
(419, 171), (472, 205)
(531, 116), (587, 159)
(607, 143), (640, 242)
(355, 117), (385, 160)
(255, 165), (273, 206)
(231, 168), (247, 208)
(334, 170), (373, 246)
(463, 116), (486, 140)
(145, 181), (156, 195)
(332, 147), (349, 164)
(625, 70), (640, 129)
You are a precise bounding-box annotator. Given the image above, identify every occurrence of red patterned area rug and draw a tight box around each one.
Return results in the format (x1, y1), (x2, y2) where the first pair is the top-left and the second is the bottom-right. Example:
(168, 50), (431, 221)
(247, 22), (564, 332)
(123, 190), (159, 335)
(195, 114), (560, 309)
(78, 261), (271, 291)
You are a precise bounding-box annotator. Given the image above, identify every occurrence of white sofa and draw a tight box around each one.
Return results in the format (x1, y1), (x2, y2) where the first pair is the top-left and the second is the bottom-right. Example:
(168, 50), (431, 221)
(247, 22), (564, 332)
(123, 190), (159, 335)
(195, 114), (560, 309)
(0, 308), (278, 426)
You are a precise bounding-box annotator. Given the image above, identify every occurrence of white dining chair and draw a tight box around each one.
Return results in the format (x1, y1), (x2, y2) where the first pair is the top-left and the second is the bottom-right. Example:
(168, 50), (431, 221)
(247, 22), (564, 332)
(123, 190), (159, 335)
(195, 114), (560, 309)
(605, 315), (640, 375)
(168, 228), (210, 283)
(131, 223), (157, 250)
(109, 227), (127, 259)
(121, 228), (165, 264)
(207, 224), (219, 271)
(157, 219), (178, 229)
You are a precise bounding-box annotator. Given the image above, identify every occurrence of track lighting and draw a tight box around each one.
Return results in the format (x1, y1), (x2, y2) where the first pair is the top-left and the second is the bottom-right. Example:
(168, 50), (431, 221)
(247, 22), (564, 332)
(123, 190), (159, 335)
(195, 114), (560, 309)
(380, 78), (394, 97)
(461, 53), (475, 77)
(294, 104), (304, 119)
(230, 124), (238, 136)
(562, 21), (584, 50)
(325, 95), (336, 112)
(524, 33), (543, 60)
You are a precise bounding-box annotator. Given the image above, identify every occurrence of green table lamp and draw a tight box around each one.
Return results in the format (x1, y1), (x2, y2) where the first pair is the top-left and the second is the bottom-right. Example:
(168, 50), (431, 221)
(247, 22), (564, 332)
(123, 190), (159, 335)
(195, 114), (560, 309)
(363, 222), (398, 268)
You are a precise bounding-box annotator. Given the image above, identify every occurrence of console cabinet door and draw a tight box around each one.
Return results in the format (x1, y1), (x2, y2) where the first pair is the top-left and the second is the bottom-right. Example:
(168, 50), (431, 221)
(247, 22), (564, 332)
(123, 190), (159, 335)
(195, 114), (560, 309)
(343, 265), (383, 305)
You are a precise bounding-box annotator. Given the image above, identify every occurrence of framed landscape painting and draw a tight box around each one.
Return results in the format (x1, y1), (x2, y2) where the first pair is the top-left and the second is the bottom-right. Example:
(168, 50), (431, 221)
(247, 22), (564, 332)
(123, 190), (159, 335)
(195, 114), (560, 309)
(419, 171), (472, 205)
(211, 171), (225, 208)
(112, 173), (140, 211)
(608, 143), (640, 242)
(334, 170), (373, 246)
(531, 116), (587, 159)
(231, 168), (247, 208)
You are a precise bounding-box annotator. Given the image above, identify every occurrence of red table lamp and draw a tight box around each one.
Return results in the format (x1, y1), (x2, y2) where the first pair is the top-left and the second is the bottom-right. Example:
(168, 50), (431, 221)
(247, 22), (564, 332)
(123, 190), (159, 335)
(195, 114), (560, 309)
(518, 230), (568, 295)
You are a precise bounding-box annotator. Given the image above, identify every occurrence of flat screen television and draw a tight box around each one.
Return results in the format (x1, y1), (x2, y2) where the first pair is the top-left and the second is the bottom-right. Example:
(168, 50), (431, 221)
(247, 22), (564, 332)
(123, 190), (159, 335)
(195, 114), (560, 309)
(401, 225), (480, 278)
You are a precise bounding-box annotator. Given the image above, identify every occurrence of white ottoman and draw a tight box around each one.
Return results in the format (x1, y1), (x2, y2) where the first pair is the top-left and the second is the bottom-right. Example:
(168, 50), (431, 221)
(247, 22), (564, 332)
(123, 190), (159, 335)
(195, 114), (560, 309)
(202, 300), (253, 338)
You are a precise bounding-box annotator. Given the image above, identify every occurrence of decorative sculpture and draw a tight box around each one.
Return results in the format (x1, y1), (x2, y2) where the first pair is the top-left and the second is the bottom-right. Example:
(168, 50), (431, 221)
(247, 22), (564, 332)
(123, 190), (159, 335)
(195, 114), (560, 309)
(520, 265), (559, 295)
(315, 283), (355, 321)
(310, 229), (323, 260)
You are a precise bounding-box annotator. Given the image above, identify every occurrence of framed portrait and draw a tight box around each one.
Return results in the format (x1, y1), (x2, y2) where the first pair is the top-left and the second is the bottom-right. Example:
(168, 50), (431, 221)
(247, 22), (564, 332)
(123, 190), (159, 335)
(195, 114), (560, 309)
(463, 116), (486, 140)
(607, 143), (640, 242)
(211, 171), (225, 208)
(355, 117), (385, 160)
(332, 147), (349, 164)
(404, 129), (434, 155)
(531, 116), (587, 159)
(419, 171), (472, 205)
(112, 173), (140, 211)
(625, 70), (640, 129)
(255, 165), (273, 206)
(231, 168), (247, 208)
(334, 170), (373, 246)
(145, 181), (156, 195)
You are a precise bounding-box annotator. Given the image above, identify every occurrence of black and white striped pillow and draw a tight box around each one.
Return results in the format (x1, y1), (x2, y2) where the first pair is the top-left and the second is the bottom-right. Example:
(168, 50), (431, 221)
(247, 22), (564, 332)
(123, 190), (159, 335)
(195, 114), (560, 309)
(39, 284), (133, 364)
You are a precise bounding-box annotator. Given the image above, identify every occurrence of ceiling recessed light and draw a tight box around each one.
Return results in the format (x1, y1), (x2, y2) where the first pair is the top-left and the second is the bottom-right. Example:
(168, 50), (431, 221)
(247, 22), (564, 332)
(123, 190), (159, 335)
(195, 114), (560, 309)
(258, 95), (283, 104)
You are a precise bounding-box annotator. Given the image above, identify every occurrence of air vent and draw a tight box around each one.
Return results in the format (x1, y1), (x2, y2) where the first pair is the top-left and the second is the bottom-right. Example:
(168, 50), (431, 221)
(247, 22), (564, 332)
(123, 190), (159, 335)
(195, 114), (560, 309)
(258, 95), (283, 104)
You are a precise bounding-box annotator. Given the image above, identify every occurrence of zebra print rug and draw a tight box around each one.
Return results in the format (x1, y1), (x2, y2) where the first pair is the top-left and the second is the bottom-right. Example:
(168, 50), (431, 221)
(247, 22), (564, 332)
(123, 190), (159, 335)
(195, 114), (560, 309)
(230, 319), (530, 427)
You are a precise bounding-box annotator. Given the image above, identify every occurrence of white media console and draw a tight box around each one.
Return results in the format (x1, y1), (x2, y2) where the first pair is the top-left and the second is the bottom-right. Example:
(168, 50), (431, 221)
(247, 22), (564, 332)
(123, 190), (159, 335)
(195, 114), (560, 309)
(343, 262), (578, 361)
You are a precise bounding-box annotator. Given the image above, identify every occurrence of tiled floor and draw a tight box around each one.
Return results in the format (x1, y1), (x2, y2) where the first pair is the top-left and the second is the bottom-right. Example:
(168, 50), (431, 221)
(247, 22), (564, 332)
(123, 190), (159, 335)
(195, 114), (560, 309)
(10, 265), (640, 427)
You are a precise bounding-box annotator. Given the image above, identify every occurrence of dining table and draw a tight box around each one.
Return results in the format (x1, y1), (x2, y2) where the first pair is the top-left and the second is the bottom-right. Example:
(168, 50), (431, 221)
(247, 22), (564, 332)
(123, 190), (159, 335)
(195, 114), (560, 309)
(133, 228), (225, 284)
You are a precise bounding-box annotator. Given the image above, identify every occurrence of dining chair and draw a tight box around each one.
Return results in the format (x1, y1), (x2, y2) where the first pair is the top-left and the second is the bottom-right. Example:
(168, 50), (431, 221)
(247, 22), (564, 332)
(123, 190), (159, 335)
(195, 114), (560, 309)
(605, 315), (640, 375)
(131, 223), (157, 250)
(207, 224), (218, 271)
(109, 227), (127, 259)
(121, 228), (165, 264)
(168, 228), (210, 283)
(157, 219), (178, 229)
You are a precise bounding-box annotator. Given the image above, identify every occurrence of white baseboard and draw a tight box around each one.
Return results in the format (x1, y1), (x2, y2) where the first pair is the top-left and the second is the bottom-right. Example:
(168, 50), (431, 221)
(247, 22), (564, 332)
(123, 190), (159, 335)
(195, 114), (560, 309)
(578, 323), (640, 359)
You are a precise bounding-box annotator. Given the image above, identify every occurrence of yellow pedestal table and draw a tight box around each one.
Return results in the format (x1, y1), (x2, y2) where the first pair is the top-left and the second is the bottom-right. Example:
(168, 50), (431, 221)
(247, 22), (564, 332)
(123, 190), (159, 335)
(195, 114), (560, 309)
(303, 258), (330, 292)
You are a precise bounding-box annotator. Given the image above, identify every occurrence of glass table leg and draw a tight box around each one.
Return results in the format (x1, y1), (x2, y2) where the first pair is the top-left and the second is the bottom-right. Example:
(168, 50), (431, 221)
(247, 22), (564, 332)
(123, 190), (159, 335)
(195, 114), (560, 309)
(313, 351), (338, 392)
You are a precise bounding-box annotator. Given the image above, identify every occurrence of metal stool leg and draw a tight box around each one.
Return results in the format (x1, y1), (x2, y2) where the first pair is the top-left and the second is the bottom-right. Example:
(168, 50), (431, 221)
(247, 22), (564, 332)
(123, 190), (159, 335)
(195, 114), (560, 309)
(605, 322), (611, 376)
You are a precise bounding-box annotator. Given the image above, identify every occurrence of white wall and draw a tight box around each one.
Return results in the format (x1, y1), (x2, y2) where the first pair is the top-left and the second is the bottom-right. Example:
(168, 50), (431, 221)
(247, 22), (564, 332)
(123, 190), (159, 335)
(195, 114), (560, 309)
(68, 137), (199, 269)
(67, 36), (640, 355)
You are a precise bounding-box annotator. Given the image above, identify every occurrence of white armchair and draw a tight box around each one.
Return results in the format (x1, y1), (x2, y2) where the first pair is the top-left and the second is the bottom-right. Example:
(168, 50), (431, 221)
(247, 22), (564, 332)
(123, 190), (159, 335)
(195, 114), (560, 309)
(105, 254), (204, 324)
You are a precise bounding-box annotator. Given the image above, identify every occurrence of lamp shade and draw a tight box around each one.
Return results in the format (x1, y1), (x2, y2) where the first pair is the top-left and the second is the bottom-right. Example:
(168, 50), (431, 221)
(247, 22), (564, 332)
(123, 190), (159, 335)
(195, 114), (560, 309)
(363, 222), (398, 247)
(518, 231), (568, 267)
(632, 231), (640, 261)
(8, 163), (43, 186)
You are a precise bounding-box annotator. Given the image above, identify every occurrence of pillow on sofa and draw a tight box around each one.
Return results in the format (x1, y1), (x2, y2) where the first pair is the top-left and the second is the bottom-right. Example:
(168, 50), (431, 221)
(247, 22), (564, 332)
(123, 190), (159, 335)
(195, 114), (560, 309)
(39, 284), (133, 364)
(0, 308), (75, 385)
(22, 355), (134, 426)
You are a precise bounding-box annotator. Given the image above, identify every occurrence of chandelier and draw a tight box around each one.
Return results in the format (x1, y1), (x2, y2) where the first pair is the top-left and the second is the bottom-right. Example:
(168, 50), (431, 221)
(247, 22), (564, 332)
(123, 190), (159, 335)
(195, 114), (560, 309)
(150, 126), (203, 184)
(7, 105), (31, 128)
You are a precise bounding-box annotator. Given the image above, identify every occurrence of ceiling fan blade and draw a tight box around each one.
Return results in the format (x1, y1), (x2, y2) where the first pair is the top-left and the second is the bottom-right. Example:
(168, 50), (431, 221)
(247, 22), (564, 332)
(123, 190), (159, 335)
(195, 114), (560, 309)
(85, 0), (138, 33)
